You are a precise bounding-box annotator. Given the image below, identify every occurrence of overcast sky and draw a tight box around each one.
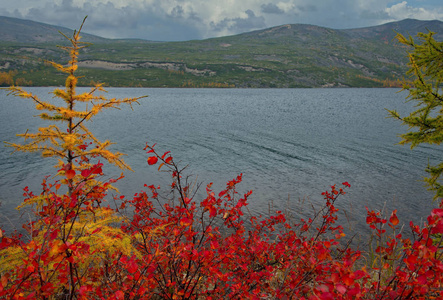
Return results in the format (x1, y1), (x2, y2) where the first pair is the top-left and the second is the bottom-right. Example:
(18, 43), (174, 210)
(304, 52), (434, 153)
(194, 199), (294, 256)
(1, 0), (442, 41)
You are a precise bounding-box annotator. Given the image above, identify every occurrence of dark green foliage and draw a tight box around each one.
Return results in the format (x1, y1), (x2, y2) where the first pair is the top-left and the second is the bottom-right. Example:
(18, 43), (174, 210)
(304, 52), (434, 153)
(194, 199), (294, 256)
(388, 31), (443, 199)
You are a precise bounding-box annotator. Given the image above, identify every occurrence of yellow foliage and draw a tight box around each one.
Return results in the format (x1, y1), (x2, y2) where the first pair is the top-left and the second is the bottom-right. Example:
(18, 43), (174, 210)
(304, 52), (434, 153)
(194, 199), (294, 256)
(0, 208), (139, 276)
(0, 245), (26, 273)
(4, 17), (146, 184)
(46, 61), (70, 74)
(76, 209), (141, 259)
(62, 133), (78, 150)
(53, 88), (68, 101)
(0, 70), (16, 86)
(14, 77), (32, 86)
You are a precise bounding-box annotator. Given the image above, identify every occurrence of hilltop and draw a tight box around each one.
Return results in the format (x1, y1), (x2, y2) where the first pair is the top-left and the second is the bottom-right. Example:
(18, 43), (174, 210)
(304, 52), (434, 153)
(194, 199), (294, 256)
(1, 16), (442, 88)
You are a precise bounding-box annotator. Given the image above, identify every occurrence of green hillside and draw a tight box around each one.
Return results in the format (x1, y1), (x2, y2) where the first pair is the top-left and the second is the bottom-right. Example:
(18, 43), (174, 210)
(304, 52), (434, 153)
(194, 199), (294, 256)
(1, 16), (442, 88)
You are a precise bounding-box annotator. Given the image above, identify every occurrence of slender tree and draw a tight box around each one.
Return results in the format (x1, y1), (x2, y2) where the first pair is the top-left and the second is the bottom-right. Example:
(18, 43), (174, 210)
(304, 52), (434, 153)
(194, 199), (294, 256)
(5, 17), (146, 196)
(1, 18), (146, 298)
(388, 30), (443, 199)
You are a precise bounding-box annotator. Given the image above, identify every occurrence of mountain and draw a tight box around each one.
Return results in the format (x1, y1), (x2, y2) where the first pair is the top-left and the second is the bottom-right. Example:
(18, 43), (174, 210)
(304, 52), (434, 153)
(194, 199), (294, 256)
(343, 18), (443, 40)
(1, 16), (442, 88)
(0, 16), (110, 43)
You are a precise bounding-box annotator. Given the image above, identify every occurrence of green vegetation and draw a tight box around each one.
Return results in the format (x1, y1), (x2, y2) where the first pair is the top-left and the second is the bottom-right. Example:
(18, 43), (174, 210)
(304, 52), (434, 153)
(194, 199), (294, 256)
(389, 31), (443, 198)
(1, 17), (442, 88)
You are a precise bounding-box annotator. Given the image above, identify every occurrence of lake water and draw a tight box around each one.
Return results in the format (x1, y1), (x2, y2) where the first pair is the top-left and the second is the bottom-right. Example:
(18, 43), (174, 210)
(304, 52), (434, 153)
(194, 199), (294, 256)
(0, 87), (441, 235)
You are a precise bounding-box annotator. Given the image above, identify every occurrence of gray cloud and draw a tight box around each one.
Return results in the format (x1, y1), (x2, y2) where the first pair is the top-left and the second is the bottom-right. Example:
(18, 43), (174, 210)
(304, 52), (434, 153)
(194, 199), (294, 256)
(210, 9), (266, 33)
(0, 0), (442, 41)
(0, 8), (23, 19)
(11, 0), (203, 41)
(169, 6), (185, 19)
(297, 4), (317, 13)
(261, 3), (284, 15)
(360, 9), (390, 21)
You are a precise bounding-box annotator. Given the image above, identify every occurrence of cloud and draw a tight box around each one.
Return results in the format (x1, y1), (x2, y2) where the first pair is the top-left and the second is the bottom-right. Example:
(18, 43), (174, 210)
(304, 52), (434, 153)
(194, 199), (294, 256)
(360, 9), (390, 21)
(385, 1), (443, 21)
(0, 0), (442, 41)
(9, 0), (204, 41)
(210, 9), (266, 35)
(297, 4), (317, 13)
(169, 6), (185, 18)
(261, 3), (284, 15)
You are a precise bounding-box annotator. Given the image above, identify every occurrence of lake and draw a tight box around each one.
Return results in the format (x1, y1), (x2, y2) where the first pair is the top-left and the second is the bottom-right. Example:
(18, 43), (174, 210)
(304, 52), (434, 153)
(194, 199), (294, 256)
(0, 87), (440, 235)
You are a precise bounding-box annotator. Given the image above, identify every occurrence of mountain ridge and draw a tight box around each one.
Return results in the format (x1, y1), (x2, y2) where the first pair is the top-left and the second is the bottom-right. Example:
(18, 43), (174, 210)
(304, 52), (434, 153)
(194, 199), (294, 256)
(1, 15), (442, 43)
(0, 16), (110, 43)
(1, 16), (442, 88)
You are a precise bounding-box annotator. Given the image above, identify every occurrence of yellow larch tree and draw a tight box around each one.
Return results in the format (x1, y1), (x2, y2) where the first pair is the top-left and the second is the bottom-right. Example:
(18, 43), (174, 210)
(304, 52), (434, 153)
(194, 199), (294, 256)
(5, 17), (146, 195)
(0, 18), (146, 297)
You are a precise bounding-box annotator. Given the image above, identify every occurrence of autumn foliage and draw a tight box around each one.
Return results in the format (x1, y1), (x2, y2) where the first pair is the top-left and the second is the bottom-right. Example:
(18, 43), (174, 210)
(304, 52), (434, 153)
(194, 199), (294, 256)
(2, 143), (443, 299)
(0, 70), (32, 87)
(1, 19), (443, 300)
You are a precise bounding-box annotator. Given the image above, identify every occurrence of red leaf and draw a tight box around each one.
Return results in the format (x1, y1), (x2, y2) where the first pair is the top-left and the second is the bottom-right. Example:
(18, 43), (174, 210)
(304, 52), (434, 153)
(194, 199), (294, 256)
(165, 157), (173, 164)
(1, 275), (7, 289)
(81, 169), (92, 178)
(50, 229), (59, 240)
(161, 151), (171, 159)
(405, 254), (417, 268)
(431, 208), (443, 218)
(128, 261), (138, 274)
(79, 286), (88, 295)
(209, 206), (217, 217)
(92, 164), (103, 174)
(210, 240), (219, 249)
(389, 210), (399, 226)
(336, 284), (347, 295)
(342, 275), (354, 286)
(27, 265), (35, 273)
(66, 169), (75, 180)
(180, 217), (192, 226)
(115, 290), (125, 300)
(147, 156), (158, 165)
